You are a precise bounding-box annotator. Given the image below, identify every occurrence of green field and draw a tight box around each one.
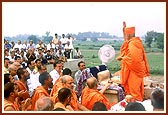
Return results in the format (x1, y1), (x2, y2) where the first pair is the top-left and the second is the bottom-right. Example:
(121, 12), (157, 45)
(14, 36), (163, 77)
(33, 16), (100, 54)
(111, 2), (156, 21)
(73, 41), (164, 76)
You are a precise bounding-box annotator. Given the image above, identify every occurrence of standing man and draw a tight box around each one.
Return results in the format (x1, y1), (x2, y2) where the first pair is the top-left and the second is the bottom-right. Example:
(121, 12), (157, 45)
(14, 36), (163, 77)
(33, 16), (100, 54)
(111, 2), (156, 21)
(52, 33), (59, 47)
(116, 22), (150, 101)
(60, 34), (67, 47)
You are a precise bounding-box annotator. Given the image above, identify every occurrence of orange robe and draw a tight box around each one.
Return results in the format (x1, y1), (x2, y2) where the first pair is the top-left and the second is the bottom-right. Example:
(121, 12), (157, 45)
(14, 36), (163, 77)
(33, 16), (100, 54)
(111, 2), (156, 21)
(81, 87), (114, 110)
(70, 90), (79, 111)
(54, 102), (70, 111)
(50, 77), (62, 104)
(31, 86), (50, 110)
(120, 37), (150, 101)
(15, 80), (30, 99)
(50, 77), (62, 97)
(51, 81), (79, 111)
(15, 80), (32, 110)
(4, 99), (19, 111)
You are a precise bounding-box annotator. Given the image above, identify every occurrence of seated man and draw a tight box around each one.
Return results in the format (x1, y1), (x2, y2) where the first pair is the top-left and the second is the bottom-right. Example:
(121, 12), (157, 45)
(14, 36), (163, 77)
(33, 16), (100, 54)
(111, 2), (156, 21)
(92, 101), (107, 111)
(35, 96), (54, 111)
(81, 77), (115, 110)
(151, 88), (164, 111)
(125, 102), (146, 111)
(51, 75), (89, 111)
(54, 88), (73, 111)
(31, 72), (53, 110)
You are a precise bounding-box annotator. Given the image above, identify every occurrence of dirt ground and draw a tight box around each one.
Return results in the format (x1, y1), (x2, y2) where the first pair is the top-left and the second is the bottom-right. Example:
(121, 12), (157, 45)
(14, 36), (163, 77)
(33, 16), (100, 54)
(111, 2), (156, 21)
(150, 75), (164, 84)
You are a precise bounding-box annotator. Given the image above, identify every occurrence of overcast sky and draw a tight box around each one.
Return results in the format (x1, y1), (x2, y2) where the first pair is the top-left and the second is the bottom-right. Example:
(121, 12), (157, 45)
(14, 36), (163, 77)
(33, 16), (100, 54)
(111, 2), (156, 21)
(2, 2), (166, 37)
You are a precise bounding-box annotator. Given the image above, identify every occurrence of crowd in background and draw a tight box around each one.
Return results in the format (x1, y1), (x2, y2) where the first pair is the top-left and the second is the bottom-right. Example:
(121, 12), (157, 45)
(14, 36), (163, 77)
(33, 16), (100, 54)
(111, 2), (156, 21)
(3, 32), (164, 112)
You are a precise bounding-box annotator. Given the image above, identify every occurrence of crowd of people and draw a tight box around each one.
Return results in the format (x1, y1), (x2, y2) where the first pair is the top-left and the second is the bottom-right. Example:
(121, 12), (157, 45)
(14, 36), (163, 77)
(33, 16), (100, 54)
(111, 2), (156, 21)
(4, 33), (83, 67)
(3, 24), (164, 112)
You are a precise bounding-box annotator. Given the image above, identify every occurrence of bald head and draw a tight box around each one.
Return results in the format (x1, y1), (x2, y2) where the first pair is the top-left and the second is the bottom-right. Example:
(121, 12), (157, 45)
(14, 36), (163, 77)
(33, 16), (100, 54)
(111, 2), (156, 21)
(8, 64), (16, 70)
(87, 77), (98, 89)
(35, 96), (54, 111)
(8, 64), (17, 76)
(62, 75), (74, 90)
(62, 75), (73, 83)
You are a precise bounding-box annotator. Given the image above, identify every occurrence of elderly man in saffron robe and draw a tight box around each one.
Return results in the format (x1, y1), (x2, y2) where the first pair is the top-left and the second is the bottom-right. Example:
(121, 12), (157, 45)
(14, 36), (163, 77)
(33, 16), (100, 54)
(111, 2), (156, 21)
(116, 22), (150, 101)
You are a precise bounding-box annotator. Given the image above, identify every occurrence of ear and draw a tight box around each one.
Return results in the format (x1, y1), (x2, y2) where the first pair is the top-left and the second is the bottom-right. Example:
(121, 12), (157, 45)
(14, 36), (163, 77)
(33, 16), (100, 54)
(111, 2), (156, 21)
(10, 92), (15, 97)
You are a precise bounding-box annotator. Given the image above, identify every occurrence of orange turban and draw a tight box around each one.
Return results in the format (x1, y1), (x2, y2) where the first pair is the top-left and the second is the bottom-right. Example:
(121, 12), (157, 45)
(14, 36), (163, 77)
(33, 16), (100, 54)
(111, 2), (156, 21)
(125, 27), (135, 34)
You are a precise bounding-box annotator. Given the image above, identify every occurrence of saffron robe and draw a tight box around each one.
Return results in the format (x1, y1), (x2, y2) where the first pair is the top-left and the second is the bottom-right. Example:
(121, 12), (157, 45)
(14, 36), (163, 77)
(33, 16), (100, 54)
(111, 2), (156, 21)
(120, 37), (150, 101)
(31, 86), (50, 110)
(81, 87), (115, 110)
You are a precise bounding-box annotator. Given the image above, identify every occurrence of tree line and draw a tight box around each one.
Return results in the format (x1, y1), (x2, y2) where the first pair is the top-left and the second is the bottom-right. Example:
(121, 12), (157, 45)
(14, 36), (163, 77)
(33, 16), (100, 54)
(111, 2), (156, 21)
(4, 31), (164, 52)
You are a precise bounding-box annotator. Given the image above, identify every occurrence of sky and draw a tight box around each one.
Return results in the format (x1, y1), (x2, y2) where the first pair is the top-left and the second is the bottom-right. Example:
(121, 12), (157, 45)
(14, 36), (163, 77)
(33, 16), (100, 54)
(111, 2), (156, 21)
(2, 2), (166, 37)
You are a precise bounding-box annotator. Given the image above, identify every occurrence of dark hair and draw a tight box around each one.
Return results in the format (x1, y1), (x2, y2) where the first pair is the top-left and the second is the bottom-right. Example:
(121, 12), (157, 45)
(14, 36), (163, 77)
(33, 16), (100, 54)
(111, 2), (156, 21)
(53, 60), (62, 68)
(77, 61), (85, 67)
(15, 56), (21, 60)
(4, 73), (11, 84)
(39, 72), (49, 85)
(4, 58), (10, 61)
(63, 68), (72, 76)
(92, 101), (107, 111)
(35, 59), (41, 63)
(125, 102), (146, 111)
(4, 82), (15, 98)
(58, 88), (71, 103)
(17, 68), (25, 79)
(27, 60), (34, 67)
(151, 88), (164, 110)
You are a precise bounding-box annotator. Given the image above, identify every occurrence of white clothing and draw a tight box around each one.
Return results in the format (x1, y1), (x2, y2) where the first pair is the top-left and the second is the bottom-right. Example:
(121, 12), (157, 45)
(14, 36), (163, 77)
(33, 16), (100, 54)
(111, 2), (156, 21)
(74, 49), (82, 57)
(31, 72), (41, 90)
(60, 37), (68, 45)
(67, 37), (74, 49)
(49, 69), (60, 84)
(13, 44), (23, 51)
(26, 67), (37, 97)
(22, 44), (28, 50)
(47, 43), (55, 50)
(27, 44), (36, 49)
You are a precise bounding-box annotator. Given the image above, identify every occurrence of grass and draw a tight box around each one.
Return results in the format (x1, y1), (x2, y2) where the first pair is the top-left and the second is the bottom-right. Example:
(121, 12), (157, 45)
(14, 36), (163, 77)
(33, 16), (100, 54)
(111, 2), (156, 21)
(73, 41), (164, 75)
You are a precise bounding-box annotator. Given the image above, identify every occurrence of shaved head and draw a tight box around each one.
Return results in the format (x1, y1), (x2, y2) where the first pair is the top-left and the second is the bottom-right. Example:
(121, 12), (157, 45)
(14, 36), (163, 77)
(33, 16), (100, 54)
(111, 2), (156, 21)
(62, 75), (74, 90)
(87, 77), (98, 89)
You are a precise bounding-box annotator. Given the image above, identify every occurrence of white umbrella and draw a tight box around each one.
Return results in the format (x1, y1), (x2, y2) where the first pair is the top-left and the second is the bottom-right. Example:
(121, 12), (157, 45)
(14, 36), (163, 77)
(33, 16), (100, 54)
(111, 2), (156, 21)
(98, 44), (115, 64)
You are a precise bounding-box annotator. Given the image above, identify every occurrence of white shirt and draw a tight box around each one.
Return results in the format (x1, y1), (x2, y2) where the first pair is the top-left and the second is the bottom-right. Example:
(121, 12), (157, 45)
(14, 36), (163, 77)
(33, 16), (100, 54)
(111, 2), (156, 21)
(67, 37), (74, 49)
(49, 69), (60, 84)
(74, 49), (82, 57)
(31, 72), (41, 90)
(60, 37), (67, 45)
(26, 67), (37, 97)
(47, 43), (55, 50)
(13, 44), (23, 51)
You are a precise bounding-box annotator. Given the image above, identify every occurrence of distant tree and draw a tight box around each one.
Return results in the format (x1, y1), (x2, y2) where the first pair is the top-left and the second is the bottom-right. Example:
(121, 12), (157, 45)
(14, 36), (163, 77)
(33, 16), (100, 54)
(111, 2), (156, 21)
(42, 31), (53, 44)
(43, 36), (53, 44)
(91, 37), (98, 42)
(145, 31), (157, 51)
(156, 33), (164, 52)
(27, 35), (39, 44)
(80, 37), (87, 41)
(45, 31), (50, 37)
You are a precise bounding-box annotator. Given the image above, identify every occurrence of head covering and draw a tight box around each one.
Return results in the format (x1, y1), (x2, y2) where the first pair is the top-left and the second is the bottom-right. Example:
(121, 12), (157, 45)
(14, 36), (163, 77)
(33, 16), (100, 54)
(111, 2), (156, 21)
(123, 21), (126, 28)
(125, 26), (135, 34)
